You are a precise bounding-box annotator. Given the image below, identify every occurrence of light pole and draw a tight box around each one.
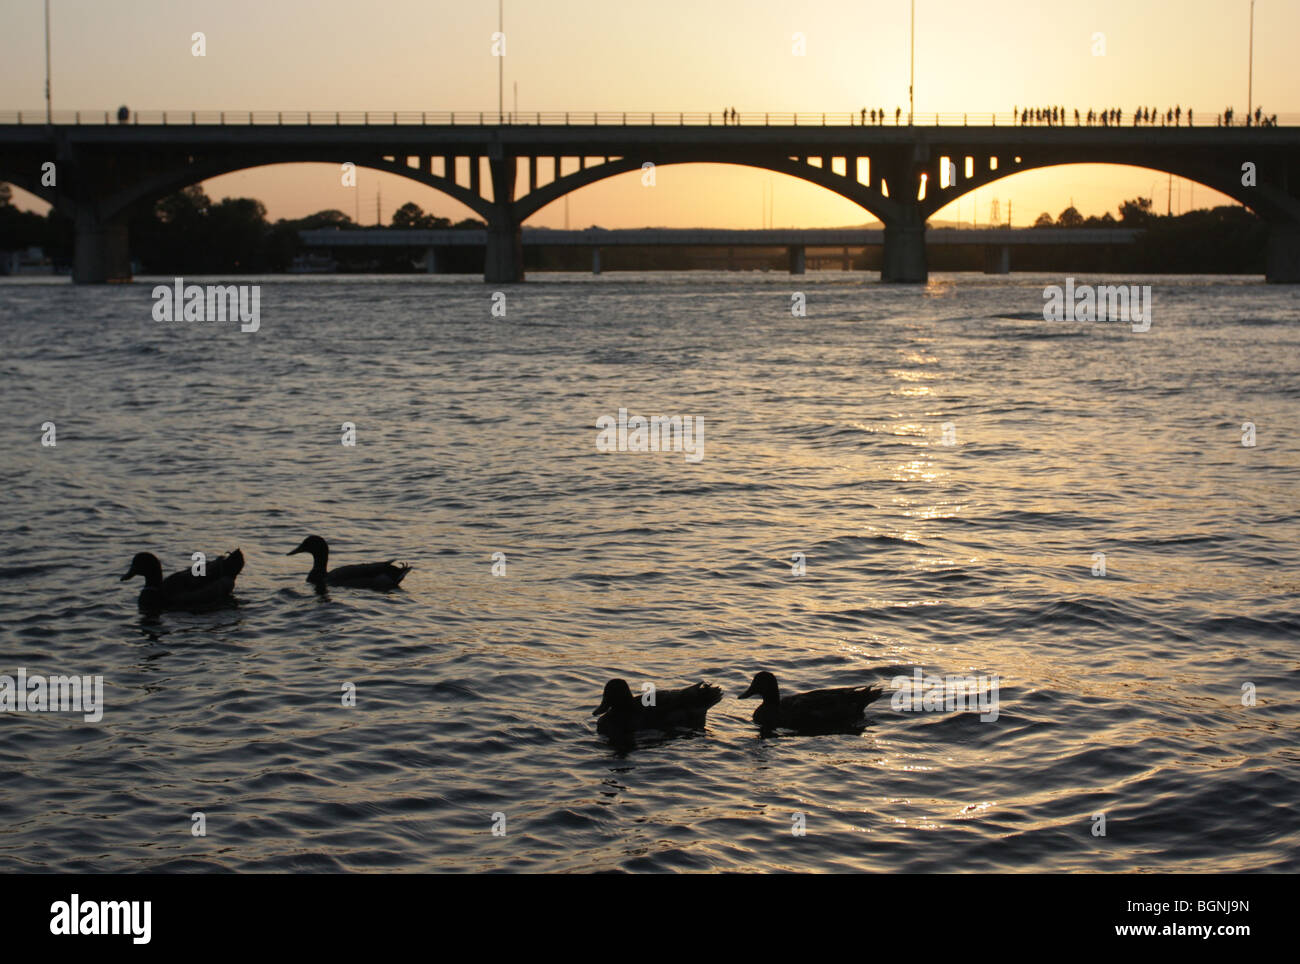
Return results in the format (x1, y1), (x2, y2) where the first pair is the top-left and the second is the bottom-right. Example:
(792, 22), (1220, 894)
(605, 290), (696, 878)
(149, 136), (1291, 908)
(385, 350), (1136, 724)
(1247, 0), (1255, 124)
(498, 0), (504, 124)
(908, 0), (915, 125)
(44, 0), (52, 124)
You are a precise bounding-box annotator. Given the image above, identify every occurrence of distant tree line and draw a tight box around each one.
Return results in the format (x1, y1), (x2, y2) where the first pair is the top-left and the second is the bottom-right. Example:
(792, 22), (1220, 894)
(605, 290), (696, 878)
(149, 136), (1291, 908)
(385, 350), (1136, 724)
(1031, 196), (1266, 272)
(0, 182), (1271, 274)
(127, 188), (484, 272)
(0, 182), (484, 273)
(0, 182), (73, 261)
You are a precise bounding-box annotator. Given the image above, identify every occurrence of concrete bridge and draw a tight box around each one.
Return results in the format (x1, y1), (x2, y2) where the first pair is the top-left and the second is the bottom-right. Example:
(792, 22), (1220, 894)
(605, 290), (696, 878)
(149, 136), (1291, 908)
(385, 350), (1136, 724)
(2, 109), (1297, 283)
(299, 225), (1142, 274)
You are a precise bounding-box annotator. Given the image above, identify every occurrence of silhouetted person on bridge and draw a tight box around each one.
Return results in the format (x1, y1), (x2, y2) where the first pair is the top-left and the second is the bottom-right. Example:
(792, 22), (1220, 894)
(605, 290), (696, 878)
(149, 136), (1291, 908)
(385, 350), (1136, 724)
(896, 107), (901, 124)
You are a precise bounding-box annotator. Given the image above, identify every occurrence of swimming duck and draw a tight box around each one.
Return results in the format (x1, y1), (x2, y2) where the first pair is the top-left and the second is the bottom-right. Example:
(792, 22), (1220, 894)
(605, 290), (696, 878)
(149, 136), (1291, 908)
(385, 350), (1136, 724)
(120, 548), (244, 611)
(593, 678), (723, 736)
(738, 671), (883, 733)
(287, 535), (411, 590)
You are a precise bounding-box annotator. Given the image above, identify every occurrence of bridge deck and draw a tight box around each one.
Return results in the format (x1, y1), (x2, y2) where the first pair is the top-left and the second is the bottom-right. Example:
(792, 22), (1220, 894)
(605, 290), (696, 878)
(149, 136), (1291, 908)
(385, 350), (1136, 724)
(2, 109), (1296, 128)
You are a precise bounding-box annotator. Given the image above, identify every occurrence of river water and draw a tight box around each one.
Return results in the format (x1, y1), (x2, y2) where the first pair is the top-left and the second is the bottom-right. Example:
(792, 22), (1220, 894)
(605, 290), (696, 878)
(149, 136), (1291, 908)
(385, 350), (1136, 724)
(0, 271), (1296, 872)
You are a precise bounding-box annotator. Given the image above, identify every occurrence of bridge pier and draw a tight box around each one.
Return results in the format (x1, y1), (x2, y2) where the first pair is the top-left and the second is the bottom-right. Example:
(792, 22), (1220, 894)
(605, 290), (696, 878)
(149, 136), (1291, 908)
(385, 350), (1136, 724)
(485, 217), (523, 283)
(592, 246), (601, 275)
(788, 245), (806, 274)
(73, 210), (131, 283)
(983, 244), (1010, 274)
(422, 247), (438, 273)
(881, 218), (927, 283)
(485, 155), (524, 283)
(1265, 225), (1300, 283)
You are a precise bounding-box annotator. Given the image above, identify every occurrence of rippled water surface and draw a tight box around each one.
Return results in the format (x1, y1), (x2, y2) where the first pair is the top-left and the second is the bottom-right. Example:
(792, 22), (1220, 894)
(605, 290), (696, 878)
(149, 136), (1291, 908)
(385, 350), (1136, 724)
(1, 272), (1297, 873)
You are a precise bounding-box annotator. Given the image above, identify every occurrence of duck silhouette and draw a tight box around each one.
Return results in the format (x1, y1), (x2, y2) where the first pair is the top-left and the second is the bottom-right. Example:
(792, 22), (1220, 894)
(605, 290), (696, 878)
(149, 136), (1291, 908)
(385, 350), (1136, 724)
(120, 548), (244, 612)
(287, 535), (411, 590)
(593, 678), (723, 736)
(738, 671), (883, 734)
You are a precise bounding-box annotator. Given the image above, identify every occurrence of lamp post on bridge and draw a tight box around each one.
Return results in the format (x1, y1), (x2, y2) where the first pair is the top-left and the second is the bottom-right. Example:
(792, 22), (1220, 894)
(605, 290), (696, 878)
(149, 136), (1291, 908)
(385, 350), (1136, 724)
(1247, 0), (1254, 125)
(44, 0), (52, 124)
(908, 0), (914, 126)
(498, 0), (504, 124)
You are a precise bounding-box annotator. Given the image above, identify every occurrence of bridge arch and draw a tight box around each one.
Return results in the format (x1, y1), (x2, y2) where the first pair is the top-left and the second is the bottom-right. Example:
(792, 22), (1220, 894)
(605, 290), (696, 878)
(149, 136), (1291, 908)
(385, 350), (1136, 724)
(0, 169), (74, 218)
(97, 153), (496, 224)
(921, 156), (1300, 225)
(512, 154), (899, 225)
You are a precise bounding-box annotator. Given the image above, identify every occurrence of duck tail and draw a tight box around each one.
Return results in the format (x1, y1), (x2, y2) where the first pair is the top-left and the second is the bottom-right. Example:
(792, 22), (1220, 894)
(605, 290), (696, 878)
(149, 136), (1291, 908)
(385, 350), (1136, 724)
(392, 564), (412, 586)
(860, 684), (884, 708)
(696, 682), (723, 708)
(223, 548), (245, 579)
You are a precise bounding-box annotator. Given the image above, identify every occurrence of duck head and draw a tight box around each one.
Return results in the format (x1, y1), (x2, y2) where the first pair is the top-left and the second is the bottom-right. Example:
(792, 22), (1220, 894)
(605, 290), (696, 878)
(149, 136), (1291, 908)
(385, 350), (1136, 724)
(287, 535), (329, 561)
(738, 671), (780, 703)
(287, 536), (331, 582)
(593, 678), (637, 716)
(121, 552), (164, 587)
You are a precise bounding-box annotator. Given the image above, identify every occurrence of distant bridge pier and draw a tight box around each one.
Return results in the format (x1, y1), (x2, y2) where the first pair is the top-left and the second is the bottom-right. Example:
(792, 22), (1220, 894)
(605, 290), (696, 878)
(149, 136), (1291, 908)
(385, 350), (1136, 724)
(983, 244), (1011, 274)
(1266, 225), (1300, 283)
(592, 246), (601, 274)
(422, 247), (438, 273)
(788, 245), (805, 274)
(73, 211), (131, 283)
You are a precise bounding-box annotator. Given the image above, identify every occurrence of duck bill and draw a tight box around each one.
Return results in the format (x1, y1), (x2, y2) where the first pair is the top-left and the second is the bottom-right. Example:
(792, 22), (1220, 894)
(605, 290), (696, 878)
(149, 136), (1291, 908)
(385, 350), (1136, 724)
(120, 565), (136, 581)
(286, 546), (305, 556)
(738, 684), (757, 699)
(593, 699), (610, 716)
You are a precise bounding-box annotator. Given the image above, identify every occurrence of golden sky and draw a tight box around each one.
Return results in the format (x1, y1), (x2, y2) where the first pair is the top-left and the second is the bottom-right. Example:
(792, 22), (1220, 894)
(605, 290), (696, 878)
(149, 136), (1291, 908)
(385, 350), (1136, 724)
(3, 0), (1296, 227)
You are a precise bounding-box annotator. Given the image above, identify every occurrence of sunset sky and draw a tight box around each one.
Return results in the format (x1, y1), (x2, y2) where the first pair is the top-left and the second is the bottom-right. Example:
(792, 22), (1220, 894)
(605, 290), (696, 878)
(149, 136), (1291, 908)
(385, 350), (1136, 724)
(3, 0), (1296, 228)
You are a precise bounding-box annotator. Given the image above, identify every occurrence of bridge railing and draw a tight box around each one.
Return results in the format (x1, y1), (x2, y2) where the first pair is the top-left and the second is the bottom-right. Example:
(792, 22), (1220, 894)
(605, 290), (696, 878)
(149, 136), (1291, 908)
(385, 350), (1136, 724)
(0, 109), (1295, 128)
